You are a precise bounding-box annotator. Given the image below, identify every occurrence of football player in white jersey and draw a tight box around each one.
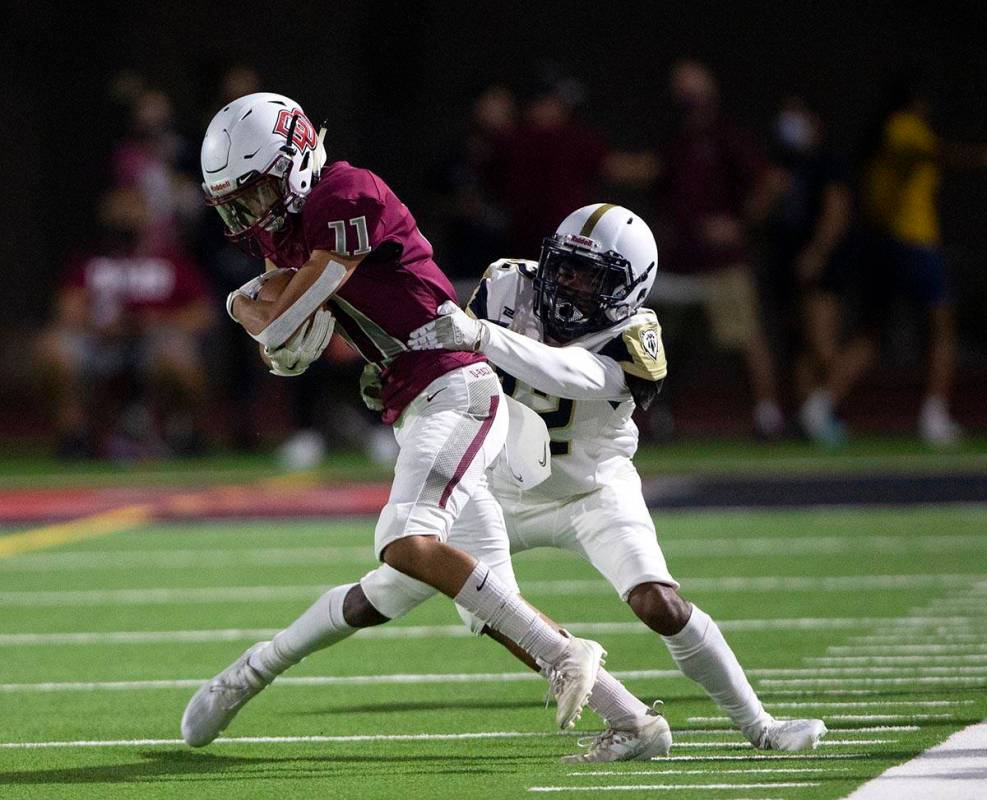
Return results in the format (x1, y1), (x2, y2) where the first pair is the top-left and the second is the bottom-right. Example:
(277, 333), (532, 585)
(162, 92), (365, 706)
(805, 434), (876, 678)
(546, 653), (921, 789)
(380, 203), (827, 758)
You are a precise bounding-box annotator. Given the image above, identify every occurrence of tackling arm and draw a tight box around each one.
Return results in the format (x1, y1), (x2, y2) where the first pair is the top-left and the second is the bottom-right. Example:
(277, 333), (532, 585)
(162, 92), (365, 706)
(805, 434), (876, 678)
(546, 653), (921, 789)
(481, 324), (628, 400)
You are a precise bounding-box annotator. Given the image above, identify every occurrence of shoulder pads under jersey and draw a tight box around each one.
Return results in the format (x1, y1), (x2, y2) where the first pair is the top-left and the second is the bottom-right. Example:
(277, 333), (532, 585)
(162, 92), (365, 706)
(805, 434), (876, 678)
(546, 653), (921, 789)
(597, 309), (668, 383)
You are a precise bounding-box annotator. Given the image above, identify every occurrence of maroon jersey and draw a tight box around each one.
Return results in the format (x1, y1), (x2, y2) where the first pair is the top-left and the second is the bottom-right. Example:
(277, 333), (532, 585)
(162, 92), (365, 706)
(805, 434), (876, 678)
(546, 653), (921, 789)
(268, 161), (485, 424)
(62, 250), (207, 330)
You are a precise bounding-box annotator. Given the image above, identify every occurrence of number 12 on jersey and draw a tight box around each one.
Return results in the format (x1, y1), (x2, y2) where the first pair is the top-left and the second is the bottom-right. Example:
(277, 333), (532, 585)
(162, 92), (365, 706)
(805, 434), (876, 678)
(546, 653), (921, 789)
(502, 373), (575, 456)
(328, 216), (372, 257)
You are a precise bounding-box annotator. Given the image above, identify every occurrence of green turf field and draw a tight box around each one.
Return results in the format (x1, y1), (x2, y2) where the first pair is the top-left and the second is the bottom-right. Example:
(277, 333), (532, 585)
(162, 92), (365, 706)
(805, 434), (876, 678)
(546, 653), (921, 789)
(1, 505), (985, 799)
(2, 434), (986, 489)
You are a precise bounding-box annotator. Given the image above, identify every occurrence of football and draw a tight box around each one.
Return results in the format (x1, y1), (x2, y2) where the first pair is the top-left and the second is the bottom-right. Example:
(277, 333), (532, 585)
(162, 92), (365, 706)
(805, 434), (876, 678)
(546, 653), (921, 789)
(256, 268), (295, 304)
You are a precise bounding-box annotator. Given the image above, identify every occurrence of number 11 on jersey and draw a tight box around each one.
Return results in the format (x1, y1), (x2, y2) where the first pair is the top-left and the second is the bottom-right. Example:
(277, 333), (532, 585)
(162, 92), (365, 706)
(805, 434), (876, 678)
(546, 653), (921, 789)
(328, 216), (372, 257)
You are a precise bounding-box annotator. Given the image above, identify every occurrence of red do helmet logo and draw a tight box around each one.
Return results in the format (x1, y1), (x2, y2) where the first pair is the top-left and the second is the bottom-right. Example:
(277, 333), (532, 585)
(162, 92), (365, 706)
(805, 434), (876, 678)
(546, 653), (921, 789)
(273, 109), (318, 153)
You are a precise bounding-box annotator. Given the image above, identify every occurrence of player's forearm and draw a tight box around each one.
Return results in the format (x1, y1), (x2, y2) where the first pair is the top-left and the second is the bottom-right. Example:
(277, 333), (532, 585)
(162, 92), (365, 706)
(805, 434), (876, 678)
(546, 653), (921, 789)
(481, 324), (627, 400)
(236, 250), (359, 347)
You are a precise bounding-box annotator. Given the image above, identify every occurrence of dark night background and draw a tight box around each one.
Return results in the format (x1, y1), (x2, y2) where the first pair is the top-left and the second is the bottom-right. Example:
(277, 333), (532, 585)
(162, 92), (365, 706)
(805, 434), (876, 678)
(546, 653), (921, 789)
(5, 0), (987, 442)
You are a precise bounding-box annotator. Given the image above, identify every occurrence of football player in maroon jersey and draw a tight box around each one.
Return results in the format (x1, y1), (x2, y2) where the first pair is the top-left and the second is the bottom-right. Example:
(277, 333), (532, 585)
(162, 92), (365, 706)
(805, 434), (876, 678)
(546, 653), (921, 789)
(181, 93), (656, 756)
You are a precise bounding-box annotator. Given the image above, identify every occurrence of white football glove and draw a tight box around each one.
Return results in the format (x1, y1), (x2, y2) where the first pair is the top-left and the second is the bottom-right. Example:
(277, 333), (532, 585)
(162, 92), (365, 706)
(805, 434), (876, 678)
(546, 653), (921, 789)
(265, 307), (335, 377)
(226, 269), (294, 323)
(407, 300), (489, 352)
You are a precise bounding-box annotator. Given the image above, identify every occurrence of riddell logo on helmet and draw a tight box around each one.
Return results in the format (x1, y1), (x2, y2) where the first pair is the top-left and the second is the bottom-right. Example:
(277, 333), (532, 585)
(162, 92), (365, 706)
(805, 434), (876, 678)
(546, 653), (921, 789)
(273, 109), (318, 153)
(209, 179), (232, 194)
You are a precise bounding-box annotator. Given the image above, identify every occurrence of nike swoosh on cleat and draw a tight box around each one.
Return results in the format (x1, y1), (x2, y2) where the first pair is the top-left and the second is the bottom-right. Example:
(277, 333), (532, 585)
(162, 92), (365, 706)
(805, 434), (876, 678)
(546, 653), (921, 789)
(537, 443), (547, 467)
(510, 469), (524, 483)
(426, 388), (447, 402)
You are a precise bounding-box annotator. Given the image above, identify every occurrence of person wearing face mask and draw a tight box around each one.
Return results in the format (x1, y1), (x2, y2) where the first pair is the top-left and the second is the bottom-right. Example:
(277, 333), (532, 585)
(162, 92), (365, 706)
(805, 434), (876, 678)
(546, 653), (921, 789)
(656, 60), (784, 439)
(755, 98), (855, 446)
(34, 188), (214, 458)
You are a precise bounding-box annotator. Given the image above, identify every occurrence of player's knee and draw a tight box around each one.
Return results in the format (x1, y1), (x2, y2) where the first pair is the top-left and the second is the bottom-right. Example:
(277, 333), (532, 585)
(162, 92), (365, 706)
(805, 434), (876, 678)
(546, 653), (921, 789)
(342, 584), (390, 629)
(380, 534), (438, 575)
(627, 582), (691, 636)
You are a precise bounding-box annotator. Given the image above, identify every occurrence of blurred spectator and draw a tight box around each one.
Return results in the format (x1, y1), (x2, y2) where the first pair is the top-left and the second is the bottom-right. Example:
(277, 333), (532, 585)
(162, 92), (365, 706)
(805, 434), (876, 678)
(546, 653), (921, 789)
(431, 85), (515, 279)
(655, 60), (783, 437)
(35, 188), (213, 458)
(486, 66), (657, 255)
(110, 87), (202, 253)
(219, 64), (262, 105)
(754, 97), (855, 445)
(804, 76), (987, 447)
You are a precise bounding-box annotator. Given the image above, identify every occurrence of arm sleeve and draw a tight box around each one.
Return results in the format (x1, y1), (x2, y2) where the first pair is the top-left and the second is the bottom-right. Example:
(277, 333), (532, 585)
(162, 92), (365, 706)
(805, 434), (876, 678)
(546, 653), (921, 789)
(598, 314), (668, 410)
(480, 323), (629, 400)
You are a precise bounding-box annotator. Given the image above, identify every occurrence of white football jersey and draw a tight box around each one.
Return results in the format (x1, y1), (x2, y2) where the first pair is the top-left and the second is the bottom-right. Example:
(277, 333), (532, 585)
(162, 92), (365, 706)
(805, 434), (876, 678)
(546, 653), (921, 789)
(467, 259), (667, 499)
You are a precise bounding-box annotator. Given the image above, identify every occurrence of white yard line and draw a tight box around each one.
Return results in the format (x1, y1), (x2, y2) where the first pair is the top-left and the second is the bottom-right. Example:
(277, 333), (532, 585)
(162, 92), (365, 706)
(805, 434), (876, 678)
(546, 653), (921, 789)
(0, 734), (890, 750)
(4, 580), (986, 607)
(5, 663), (985, 692)
(765, 687), (979, 696)
(759, 677), (987, 687)
(529, 782), (821, 792)
(840, 720), (987, 800)
(4, 618), (983, 646)
(689, 714), (952, 723)
(766, 700), (974, 709)
(754, 666), (987, 676)
(4, 534), (984, 568)
(0, 546), (377, 570)
(846, 634), (985, 645)
(649, 754), (870, 761)
(680, 726), (919, 734)
(0, 731), (551, 749)
(809, 655), (987, 665)
(826, 644), (987, 654)
(569, 767), (849, 776)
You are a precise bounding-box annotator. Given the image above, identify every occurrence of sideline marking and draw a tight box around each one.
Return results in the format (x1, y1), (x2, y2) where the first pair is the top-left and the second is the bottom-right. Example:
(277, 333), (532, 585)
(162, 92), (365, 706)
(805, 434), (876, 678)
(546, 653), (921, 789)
(529, 782), (820, 792)
(0, 505), (152, 559)
(840, 720), (987, 799)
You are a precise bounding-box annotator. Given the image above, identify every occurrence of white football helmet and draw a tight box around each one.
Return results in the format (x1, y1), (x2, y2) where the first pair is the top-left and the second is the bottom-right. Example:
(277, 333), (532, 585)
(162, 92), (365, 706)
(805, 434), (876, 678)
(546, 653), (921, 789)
(534, 203), (658, 341)
(201, 92), (327, 257)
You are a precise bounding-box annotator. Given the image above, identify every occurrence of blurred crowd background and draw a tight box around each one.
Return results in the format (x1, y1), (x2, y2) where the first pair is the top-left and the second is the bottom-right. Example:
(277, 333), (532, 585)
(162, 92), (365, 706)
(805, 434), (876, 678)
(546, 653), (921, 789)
(6, 2), (987, 466)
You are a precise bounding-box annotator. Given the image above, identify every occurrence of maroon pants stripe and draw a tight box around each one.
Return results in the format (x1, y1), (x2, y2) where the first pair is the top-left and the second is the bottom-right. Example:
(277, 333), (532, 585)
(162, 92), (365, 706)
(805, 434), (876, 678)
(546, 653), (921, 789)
(439, 395), (500, 509)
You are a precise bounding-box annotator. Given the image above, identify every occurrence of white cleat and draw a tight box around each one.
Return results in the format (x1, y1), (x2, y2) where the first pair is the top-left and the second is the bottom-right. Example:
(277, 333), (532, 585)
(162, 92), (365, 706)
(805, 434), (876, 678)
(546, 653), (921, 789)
(548, 637), (607, 730)
(181, 642), (272, 747)
(752, 718), (828, 751)
(562, 704), (673, 763)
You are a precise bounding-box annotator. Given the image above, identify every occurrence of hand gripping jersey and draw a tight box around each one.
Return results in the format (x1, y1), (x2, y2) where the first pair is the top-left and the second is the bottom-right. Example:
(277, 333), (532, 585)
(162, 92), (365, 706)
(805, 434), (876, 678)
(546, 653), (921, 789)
(468, 259), (667, 498)
(267, 161), (485, 424)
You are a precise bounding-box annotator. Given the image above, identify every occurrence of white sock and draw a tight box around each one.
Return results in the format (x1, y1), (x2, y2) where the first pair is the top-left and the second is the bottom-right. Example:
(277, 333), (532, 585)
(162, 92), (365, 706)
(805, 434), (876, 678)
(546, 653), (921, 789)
(662, 605), (771, 737)
(454, 564), (568, 664)
(249, 583), (357, 679)
(587, 668), (651, 729)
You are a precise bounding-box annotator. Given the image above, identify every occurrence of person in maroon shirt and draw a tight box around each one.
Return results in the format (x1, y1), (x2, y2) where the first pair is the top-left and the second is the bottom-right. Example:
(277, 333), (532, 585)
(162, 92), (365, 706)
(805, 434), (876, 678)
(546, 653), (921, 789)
(486, 71), (657, 255)
(657, 60), (783, 438)
(36, 187), (213, 457)
(182, 93), (643, 753)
